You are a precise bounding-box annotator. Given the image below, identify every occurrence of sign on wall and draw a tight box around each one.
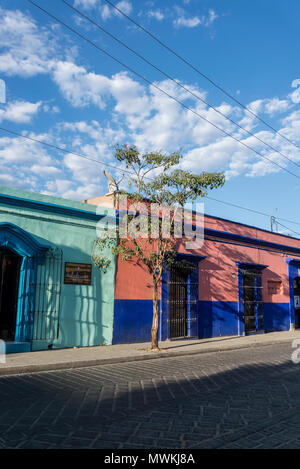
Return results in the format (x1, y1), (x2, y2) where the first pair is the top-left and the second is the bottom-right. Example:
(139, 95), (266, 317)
(64, 263), (92, 285)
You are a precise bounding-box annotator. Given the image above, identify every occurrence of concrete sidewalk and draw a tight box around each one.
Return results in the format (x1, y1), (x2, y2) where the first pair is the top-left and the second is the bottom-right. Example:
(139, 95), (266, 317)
(1, 330), (300, 376)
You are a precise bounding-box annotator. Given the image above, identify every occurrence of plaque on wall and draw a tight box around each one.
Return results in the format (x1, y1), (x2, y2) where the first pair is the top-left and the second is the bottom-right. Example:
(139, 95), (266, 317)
(64, 263), (92, 285)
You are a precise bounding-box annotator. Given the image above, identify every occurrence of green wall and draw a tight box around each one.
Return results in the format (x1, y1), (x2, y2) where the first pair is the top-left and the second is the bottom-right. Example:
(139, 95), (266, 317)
(0, 185), (116, 350)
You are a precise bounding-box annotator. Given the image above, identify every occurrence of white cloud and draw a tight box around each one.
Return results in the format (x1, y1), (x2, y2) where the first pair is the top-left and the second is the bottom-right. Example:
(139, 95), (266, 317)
(147, 10), (164, 21)
(115, 1), (132, 15)
(51, 61), (111, 108)
(74, 0), (99, 8)
(0, 132), (62, 192)
(290, 80), (300, 104)
(31, 164), (61, 177)
(291, 79), (300, 88)
(51, 183), (104, 201)
(204, 9), (219, 27)
(51, 71), (300, 184)
(61, 119), (125, 151)
(173, 8), (218, 28)
(109, 72), (151, 117)
(100, 4), (112, 20)
(173, 16), (201, 28)
(280, 110), (300, 142)
(0, 134), (52, 165)
(2, 4), (300, 195)
(264, 97), (291, 116)
(52, 62), (151, 116)
(237, 99), (264, 131)
(100, 1), (132, 20)
(0, 100), (42, 123)
(43, 104), (60, 114)
(0, 7), (57, 77)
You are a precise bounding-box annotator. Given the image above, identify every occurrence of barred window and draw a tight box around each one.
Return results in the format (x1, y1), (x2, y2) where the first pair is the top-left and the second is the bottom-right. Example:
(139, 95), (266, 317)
(242, 269), (264, 333)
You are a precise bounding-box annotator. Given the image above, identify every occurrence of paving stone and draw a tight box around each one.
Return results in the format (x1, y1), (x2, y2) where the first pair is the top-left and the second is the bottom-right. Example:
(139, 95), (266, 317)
(0, 343), (300, 448)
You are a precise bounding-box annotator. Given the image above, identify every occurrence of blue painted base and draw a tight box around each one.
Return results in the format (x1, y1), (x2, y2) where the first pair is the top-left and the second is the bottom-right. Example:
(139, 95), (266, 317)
(112, 300), (292, 344)
(5, 341), (31, 354)
(198, 301), (291, 338)
(263, 303), (290, 332)
(198, 301), (241, 338)
(113, 300), (153, 344)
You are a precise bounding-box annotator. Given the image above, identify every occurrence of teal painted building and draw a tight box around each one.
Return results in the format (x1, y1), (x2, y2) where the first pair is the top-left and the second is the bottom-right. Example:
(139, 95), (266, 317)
(0, 186), (116, 353)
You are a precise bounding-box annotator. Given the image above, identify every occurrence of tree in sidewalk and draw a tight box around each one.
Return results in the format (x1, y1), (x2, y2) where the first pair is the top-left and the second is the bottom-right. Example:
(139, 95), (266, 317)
(93, 144), (225, 351)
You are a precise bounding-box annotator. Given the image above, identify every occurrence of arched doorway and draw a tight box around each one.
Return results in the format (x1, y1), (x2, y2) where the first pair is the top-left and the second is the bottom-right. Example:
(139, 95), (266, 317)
(0, 223), (50, 349)
(0, 247), (22, 340)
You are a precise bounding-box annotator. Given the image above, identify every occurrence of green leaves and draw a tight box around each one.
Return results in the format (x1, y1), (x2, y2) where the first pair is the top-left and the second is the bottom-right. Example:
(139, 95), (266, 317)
(114, 144), (183, 198)
(115, 144), (141, 167)
(93, 145), (225, 277)
(143, 169), (225, 206)
(92, 256), (111, 274)
(93, 145), (225, 349)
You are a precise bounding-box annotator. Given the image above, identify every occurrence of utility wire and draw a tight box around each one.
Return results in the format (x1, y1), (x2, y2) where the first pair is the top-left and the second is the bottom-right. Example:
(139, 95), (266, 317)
(14, 2), (300, 233)
(103, 0), (300, 154)
(205, 196), (300, 228)
(27, 0), (300, 181)
(277, 221), (300, 237)
(62, 0), (300, 171)
(1, 124), (300, 233)
(0, 126), (135, 178)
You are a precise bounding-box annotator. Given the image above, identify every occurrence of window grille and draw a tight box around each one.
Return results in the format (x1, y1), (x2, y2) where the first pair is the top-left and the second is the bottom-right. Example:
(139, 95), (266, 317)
(242, 268), (264, 333)
(33, 248), (63, 341)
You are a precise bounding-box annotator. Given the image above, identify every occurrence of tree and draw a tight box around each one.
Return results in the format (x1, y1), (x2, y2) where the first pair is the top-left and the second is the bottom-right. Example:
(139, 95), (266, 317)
(93, 145), (225, 351)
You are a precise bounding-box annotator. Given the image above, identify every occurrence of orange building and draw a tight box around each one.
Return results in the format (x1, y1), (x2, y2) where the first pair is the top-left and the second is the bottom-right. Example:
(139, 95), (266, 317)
(85, 193), (300, 344)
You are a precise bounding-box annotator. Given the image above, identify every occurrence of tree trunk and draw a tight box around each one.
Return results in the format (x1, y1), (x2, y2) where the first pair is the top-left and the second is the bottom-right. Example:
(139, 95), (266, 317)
(151, 279), (159, 350)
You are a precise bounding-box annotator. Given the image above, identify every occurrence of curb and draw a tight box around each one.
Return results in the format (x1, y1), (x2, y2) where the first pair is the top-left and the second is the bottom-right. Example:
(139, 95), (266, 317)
(0, 336), (294, 376)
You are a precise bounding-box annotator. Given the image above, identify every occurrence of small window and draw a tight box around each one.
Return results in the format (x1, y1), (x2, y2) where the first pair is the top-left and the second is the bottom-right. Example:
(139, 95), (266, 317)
(268, 280), (282, 295)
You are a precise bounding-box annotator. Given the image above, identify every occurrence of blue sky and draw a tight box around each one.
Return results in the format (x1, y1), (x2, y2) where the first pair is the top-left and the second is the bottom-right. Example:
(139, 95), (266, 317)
(1, 0), (300, 236)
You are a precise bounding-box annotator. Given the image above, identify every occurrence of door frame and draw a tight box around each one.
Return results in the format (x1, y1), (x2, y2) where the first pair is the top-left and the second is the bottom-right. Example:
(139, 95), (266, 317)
(236, 262), (268, 335)
(0, 223), (50, 344)
(159, 253), (205, 341)
(286, 258), (300, 330)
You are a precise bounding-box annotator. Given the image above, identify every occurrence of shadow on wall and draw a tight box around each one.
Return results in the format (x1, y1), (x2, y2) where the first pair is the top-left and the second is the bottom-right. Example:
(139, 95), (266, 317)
(58, 280), (108, 349)
(198, 242), (290, 338)
(113, 253), (155, 345)
(29, 233), (114, 350)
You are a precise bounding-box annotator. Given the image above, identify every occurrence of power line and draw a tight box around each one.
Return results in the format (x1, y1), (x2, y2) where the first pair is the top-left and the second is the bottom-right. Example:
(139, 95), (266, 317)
(277, 221), (300, 237)
(103, 0), (300, 154)
(8, 1), (298, 234)
(0, 126), (134, 178)
(27, 1), (300, 181)
(61, 0), (300, 172)
(205, 196), (300, 228)
(1, 124), (300, 234)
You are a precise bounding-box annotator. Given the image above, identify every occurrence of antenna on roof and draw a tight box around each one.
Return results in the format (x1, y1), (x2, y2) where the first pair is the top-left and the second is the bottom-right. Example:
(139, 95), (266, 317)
(103, 170), (124, 194)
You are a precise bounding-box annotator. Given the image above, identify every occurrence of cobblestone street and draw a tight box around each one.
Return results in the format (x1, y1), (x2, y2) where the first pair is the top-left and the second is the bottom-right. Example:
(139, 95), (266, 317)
(1, 343), (300, 449)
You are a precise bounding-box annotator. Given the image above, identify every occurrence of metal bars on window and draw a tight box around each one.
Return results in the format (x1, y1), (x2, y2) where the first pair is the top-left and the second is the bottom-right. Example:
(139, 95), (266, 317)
(168, 259), (198, 339)
(242, 268), (264, 333)
(33, 249), (63, 341)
